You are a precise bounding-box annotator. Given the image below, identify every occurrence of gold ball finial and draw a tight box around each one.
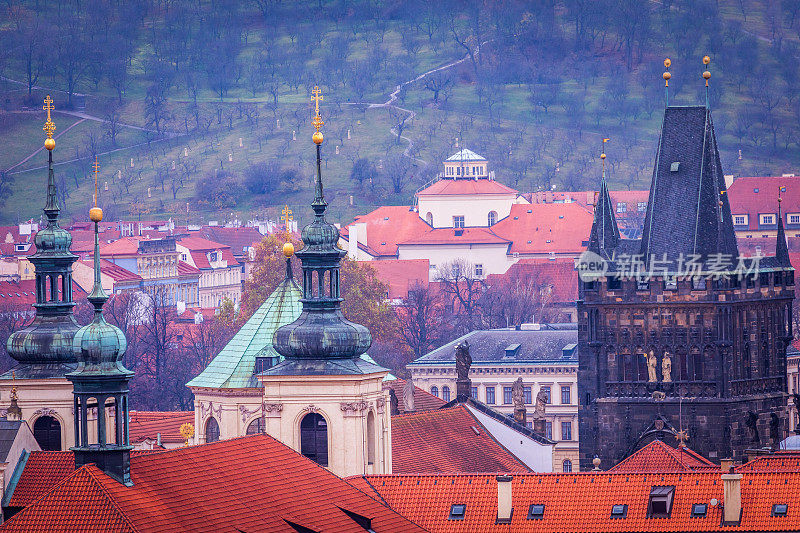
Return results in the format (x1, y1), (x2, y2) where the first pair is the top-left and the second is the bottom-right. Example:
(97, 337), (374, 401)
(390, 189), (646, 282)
(663, 71), (671, 81)
(89, 206), (103, 222)
(44, 138), (55, 151)
(283, 242), (295, 257)
(703, 55), (711, 65)
(664, 58), (671, 68)
(600, 153), (606, 160)
(312, 131), (324, 145)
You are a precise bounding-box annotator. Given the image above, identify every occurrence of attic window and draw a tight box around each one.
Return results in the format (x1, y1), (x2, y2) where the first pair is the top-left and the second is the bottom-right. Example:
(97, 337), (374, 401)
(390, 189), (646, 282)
(754, 188), (759, 193)
(670, 162), (680, 172)
(527, 504), (545, 520)
(648, 486), (675, 518)
(610, 504), (628, 519)
(449, 504), (466, 520)
(772, 504), (788, 517)
(691, 503), (708, 517)
(527, 209), (532, 213)
(384, 217), (389, 221)
(381, 242), (386, 245)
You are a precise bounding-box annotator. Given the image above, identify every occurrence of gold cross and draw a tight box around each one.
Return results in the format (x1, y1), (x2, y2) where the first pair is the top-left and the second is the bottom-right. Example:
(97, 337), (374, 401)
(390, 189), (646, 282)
(311, 86), (324, 132)
(93, 157), (100, 207)
(43, 95), (56, 139)
(281, 205), (293, 230)
(675, 429), (689, 447)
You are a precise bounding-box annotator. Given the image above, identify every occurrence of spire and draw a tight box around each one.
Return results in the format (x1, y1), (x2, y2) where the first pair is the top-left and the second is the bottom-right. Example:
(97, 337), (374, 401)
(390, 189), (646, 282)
(663, 58), (671, 107)
(88, 157), (108, 309)
(272, 87), (372, 363)
(775, 186), (790, 267)
(588, 138), (620, 257)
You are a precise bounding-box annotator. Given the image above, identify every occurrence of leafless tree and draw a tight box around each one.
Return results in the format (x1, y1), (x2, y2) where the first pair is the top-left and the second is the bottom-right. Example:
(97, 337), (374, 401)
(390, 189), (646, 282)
(395, 282), (446, 360)
(435, 258), (486, 333)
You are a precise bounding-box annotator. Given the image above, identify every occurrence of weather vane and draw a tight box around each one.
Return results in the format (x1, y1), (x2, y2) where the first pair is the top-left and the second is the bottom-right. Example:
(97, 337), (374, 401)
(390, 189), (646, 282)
(281, 204), (293, 231)
(43, 95), (56, 150)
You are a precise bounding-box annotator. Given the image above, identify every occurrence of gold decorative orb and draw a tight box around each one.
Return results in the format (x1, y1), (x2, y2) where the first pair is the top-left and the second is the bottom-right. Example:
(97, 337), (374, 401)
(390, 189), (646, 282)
(664, 58), (671, 68)
(703, 55), (711, 65)
(89, 207), (103, 222)
(283, 242), (295, 257)
(600, 153), (606, 160)
(663, 71), (671, 81)
(44, 138), (55, 151)
(703, 70), (711, 80)
(312, 131), (324, 144)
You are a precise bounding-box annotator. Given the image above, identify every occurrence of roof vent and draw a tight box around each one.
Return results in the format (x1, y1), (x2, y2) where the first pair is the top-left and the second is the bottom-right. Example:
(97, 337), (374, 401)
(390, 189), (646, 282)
(754, 188), (759, 193)
(471, 426), (481, 435)
(670, 162), (680, 172)
(505, 344), (521, 359)
(691, 503), (708, 517)
(527, 209), (532, 213)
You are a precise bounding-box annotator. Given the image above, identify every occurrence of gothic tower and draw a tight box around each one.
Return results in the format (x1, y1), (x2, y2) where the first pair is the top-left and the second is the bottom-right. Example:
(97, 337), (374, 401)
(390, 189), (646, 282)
(68, 171), (133, 485)
(257, 88), (392, 477)
(577, 61), (793, 469)
(2, 97), (81, 451)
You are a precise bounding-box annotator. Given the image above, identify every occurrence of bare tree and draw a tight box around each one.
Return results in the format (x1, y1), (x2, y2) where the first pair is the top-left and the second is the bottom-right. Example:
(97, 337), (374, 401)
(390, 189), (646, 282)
(395, 282), (446, 360)
(435, 258), (486, 333)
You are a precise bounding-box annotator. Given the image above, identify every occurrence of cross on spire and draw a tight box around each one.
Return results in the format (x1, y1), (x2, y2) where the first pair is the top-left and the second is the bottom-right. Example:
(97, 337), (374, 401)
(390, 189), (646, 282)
(43, 95), (56, 139)
(281, 204), (293, 231)
(93, 157), (100, 207)
(311, 86), (324, 132)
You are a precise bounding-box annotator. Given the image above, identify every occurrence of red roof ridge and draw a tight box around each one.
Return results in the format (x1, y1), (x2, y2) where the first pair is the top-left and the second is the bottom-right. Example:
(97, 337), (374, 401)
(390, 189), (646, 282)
(81, 465), (142, 532)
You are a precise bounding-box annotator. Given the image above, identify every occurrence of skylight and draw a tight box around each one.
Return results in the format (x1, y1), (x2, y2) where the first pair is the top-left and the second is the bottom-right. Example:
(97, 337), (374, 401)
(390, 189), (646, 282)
(691, 503), (707, 517)
(449, 504), (466, 520)
(773, 504), (788, 517)
(670, 162), (680, 172)
(527, 504), (545, 520)
(610, 504), (628, 519)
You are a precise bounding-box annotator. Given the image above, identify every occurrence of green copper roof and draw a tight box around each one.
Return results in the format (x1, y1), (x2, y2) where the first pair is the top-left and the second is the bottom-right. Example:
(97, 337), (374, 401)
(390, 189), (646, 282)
(187, 276), (304, 389)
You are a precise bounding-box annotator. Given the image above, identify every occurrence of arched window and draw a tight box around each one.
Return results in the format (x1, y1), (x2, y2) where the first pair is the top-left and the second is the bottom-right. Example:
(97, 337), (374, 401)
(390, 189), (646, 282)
(431, 386), (439, 398)
(246, 417), (265, 435)
(205, 417), (220, 443)
(562, 459), (572, 473)
(488, 211), (498, 226)
(367, 411), (376, 466)
(442, 386), (451, 402)
(33, 416), (61, 451)
(425, 212), (433, 226)
(300, 413), (328, 466)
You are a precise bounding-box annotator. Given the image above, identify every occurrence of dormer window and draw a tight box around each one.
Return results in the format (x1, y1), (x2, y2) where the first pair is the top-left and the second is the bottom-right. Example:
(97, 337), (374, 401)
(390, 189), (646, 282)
(759, 214), (776, 226)
(209, 251), (218, 262)
(617, 202), (627, 213)
(733, 214), (748, 226)
(647, 486), (675, 518)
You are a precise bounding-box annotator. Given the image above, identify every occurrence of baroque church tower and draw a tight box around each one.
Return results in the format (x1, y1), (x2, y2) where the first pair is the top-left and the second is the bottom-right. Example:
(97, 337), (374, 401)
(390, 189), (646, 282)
(577, 59), (794, 468)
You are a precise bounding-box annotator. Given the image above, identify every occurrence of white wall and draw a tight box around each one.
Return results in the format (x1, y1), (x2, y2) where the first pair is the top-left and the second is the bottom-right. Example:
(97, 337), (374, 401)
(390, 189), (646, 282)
(467, 404), (553, 472)
(397, 243), (515, 279)
(418, 194), (518, 229)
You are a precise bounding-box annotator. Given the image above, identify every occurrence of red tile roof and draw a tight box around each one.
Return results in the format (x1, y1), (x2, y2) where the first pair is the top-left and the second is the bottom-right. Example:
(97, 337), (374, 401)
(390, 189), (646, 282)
(351, 471), (800, 532)
(3, 435), (426, 532)
(0, 279), (86, 309)
(129, 411), (194, 445)
(383, 378), (446, 414)
(178, 237), (237, 268)
(737, 452), (800, 472)
(728, 176), (800, 230)
(492, 203), (593, 255)
(176, 260), (201, 276)
(341, 206), (432, 258)
(78, 258), (142, 283)
(485, 258), (578, 304)
(366, 259), (429, 299)
(194, 226), (263, 257)
(609, 440), (717, 473)
(99, 237), (143, 256)
(417, 178), (518, 196)
(399, 227), (510, 246)
(390, 405), (530, 474)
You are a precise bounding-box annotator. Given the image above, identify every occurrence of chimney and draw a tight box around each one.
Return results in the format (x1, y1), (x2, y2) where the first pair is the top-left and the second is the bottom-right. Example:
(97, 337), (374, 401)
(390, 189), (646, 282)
(156, 432), (162, 447)
(496, 475), (513, 523)
(720, 458), (734, 473)
(722, 472), (743, 525)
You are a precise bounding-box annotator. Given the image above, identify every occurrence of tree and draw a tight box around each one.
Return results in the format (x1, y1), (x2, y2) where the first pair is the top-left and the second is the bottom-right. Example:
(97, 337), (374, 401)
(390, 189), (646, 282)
(244, 161), (282, 195)
(395, 282), (446, 360)
(133, 286), (178, 410)
(382, 152), (411, 194)
(104, 106), (122, 147)
(423, 70), (454, 104)
(339, 258), (395, 342)
(435, 258), (485, 333)
(479, 267), (559, 328)
(240, 230), (303, 319)
(350, 158), (376, 187)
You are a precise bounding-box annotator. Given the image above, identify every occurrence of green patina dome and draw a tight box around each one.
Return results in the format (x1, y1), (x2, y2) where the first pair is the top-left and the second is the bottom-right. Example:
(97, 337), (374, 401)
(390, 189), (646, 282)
(71, 312), (129, 376)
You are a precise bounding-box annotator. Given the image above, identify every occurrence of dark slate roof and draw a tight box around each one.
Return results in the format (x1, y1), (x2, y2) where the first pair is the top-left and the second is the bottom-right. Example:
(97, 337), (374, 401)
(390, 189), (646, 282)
(639, 106), (738, 266)
(261, 356), (388, 376)
(0, 363), (77, 380)
(0, 419), (23, 462)
(408, 326), (578, 366)
(588, 177), (620, 258)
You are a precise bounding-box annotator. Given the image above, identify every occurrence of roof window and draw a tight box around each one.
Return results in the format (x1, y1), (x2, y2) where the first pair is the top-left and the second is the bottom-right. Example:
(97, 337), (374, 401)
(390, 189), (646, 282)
(773, 504), (788, 517)
(527, 504), (545, 520)
(610, 504), (628, 519)
(449, 504), (466, 520)
(648, 486), (675, 518)
(754, 188), (759, 193)
(691, 503), (707, 517)
(670, 162), (680, 172)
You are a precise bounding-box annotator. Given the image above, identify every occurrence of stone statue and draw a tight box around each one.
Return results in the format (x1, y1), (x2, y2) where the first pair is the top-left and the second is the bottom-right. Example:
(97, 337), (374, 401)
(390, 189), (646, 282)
(770, 413), (781, 449)
(403, 377), (415, 413)
(389, 388), (399, 416)
(511, 377), (525, 411)
(661, 351), (672, 383)
(534, 389), (548, 418)
(745, 411), (760, 444)
(646, 351), (658, 383)
(455, 341), (472, 382)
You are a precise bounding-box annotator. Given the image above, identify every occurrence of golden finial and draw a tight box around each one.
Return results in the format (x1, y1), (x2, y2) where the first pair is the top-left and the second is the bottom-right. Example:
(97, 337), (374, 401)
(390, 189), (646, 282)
(281, 204), (293, 231)
(675, 428), (689, 447)
(663, 58), (672, 85)
(311, 86), (324, 144)
(283, 242), (295, 258)
(601, 138), (609, 179)
(43, 95), (56, 150)
(179, 423), (194, 446)
(90, 157), (103, 222)
(702, 55), (711, 85)
(10, 371), (16, 401)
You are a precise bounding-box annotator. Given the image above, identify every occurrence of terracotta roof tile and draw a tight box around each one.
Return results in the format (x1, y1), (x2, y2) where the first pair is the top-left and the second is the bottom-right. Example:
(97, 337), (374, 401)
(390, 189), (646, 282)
(417, 178), (518, 196)
(99, 237), (144, 257)
(129, 411), (194, 444)
(399, 227), (510, 246)
(78, 258), (142, 283)
(352, 471), (800, 532)
(728, 176), (800, 230)
(492, 203), (593, 254)
(485, 258), (578, 303)
(609, 440), (716, 473)
(383, 378), (446, 414)
(341, 206), (431, 257)
(366, 259), (429, 299)
(390, 405), (529, 474)
(737, 452), (800, 472)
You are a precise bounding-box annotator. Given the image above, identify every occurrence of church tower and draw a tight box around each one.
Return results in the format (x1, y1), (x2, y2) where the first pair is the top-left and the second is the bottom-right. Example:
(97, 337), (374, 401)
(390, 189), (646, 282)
(67, 164), (133, 485)
(259, 87), (392, 477)
(3, 97), (81, 451)
(578, 59), (793, 468)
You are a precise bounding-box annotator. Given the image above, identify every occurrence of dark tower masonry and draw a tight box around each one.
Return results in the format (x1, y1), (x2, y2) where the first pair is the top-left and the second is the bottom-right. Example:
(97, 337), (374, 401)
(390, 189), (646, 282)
(578, 106), (794, 470)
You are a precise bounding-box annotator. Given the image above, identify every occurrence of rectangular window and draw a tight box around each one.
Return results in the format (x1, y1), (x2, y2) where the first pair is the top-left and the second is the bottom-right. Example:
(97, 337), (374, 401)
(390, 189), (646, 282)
(734, 215), (747, 226)
(503, 387), (513, 405)
(523, 386), (532, 405)
(474, 264), (483, 277)
(470, 386), (478, 400)
(561, 421), (572, 441)
(540, 386), (551, 404)
(760, 214), (776, 225)
(545, 421), (552, 440)
(453, 215), (465, 228)
(637, 202), (647, 212)
(561, 386), (571, 405)
(789, 214), (800, 225)
(616, 202), (627, 213)
(486, 386), (495, 404)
